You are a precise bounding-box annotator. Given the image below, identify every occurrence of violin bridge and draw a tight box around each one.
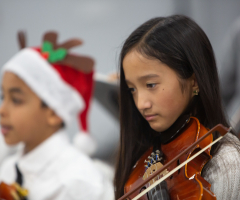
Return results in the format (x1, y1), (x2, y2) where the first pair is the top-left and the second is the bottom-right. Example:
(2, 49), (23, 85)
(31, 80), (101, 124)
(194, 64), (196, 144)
(143, 162), (169, 186)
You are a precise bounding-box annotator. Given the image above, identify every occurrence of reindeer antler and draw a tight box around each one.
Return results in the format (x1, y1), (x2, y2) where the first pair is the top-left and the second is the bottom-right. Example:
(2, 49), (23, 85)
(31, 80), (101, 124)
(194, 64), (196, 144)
(18, 31), (26, 49)
(58, 39), (83, 49)
(42, 31), (94, 73)
(43, 31), (58, 49)
(58, 54), (94, 73)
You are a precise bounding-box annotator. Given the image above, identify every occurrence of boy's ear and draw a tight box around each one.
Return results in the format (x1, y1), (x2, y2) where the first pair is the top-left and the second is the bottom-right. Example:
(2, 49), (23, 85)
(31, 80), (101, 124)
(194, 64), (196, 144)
(191, 74), (199, 97)
(47, 109), (63, 127)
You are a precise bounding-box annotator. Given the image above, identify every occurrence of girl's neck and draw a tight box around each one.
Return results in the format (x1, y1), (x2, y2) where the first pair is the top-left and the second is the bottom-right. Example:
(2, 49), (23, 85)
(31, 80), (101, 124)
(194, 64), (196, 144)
(157, 114), (190, 144)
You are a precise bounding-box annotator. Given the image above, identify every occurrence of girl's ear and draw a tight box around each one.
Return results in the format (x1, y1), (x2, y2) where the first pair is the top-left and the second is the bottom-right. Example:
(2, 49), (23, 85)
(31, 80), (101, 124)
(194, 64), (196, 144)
(191, 73), (199, 97)
(46, 109), (63, 127)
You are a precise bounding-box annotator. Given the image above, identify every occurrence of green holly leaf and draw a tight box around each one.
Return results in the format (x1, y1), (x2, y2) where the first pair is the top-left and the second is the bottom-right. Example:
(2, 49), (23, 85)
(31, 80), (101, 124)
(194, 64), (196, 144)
(42, 41), (67, 63)
(42, 41), (53, 53)
(48, 48), (67, 63)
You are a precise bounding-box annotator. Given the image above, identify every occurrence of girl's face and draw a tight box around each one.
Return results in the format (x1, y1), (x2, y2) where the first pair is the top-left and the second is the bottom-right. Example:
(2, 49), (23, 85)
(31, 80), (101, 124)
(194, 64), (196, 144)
(123, 50), (198, 132)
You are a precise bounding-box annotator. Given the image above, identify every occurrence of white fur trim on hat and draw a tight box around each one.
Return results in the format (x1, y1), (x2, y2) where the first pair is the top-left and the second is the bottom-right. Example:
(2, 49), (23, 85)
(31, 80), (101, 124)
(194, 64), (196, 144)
(1, 48), (85, 126)
(73, 132), (97, 156)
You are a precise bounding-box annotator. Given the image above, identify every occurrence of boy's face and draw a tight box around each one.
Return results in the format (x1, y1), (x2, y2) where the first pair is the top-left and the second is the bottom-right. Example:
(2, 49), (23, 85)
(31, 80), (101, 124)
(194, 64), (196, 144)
(0, 72), (53, 147)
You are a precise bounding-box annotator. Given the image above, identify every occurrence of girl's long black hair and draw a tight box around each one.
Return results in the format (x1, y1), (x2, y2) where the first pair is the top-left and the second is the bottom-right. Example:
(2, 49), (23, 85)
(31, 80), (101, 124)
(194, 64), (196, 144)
(114, 15), (234, 199)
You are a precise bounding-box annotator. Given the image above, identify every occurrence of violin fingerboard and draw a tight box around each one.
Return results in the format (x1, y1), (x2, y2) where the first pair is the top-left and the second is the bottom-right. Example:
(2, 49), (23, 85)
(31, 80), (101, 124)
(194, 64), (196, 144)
(148, 181), (170, 200)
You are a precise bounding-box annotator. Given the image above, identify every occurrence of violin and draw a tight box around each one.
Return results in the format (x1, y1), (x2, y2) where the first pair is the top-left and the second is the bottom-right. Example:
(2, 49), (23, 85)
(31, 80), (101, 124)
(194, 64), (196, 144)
(119, 117), (231, 200)
(0, 182), (28, 200)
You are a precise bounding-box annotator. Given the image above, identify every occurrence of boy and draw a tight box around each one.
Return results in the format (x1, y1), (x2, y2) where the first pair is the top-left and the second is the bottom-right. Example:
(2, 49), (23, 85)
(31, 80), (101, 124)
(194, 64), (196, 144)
(0, 32), (113, 200)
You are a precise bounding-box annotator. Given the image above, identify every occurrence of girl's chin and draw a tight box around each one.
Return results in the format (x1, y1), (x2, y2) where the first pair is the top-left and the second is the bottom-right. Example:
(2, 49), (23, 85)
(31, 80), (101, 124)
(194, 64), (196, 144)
(149, 121), (170, 132)
(149, 124), (166, 132)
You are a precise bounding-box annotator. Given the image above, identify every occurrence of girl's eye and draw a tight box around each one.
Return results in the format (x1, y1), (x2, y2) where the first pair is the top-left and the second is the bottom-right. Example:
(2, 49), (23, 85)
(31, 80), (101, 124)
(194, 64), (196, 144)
(128, 88), (136, 93)
(147, 83), (156, 88)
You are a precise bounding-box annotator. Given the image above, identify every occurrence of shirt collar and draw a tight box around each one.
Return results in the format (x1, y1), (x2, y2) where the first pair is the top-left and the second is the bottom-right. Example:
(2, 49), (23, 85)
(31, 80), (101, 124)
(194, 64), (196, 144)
(17, 129), (70, 175)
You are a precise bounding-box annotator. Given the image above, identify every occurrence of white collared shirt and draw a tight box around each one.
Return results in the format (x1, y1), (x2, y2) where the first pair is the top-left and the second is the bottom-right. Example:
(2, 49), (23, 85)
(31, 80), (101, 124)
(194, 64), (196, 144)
(0, 129), (114, 200)
(0, 134), (10, 164)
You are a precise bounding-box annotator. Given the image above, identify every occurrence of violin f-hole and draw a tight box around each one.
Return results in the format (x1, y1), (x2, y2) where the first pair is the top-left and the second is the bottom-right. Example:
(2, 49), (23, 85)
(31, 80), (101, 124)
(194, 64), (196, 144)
(177, 159), (181, 174)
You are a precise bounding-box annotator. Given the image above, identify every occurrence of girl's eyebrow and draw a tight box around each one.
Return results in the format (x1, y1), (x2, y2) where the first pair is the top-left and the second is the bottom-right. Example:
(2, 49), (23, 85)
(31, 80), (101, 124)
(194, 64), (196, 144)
(138, 74), (159, 81)
(125, 74), (159, 84)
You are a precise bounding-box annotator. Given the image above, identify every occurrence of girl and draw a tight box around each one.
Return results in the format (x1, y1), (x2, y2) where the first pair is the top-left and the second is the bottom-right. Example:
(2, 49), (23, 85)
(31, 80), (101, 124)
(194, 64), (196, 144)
(114, 15), (240, 200)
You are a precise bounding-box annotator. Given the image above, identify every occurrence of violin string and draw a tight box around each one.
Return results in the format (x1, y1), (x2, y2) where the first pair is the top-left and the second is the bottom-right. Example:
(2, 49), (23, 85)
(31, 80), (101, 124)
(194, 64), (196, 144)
(132, 135), (226, 200)
(149, 161), (165, 200)
(157, 163), (164, 200)
(160, 183), (163, 200)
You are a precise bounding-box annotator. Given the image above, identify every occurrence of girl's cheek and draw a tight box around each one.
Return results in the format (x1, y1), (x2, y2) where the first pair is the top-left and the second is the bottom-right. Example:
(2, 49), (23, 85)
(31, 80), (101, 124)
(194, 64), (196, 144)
(157, 90), (175, 107)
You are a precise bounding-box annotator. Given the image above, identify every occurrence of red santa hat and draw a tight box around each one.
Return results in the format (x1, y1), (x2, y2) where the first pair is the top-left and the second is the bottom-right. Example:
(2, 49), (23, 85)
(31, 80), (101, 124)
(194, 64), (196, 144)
(1, 31), (96, 155)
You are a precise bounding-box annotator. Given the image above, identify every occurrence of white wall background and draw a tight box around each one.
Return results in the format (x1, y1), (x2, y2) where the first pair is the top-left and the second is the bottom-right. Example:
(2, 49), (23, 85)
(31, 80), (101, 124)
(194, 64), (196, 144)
(0, 0), (240, 163)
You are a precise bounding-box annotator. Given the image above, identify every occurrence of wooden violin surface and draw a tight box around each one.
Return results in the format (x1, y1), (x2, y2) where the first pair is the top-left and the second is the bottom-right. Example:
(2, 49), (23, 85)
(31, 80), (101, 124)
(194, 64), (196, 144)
(124, 117), (216, 200)
(0, 182), (28, 200)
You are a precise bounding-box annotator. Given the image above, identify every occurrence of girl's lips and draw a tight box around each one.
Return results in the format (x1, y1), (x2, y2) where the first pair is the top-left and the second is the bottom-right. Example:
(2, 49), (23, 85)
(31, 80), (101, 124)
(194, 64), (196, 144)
(1, 125), (13, 136)
(144, 114), (157, 121)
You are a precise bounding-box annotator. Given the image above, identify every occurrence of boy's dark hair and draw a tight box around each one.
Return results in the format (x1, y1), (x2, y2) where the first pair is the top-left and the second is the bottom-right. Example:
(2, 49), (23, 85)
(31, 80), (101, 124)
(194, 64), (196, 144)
(114, 15), (233, 199)
(41, 101), (65, 128)
(41, 101), (48, 108)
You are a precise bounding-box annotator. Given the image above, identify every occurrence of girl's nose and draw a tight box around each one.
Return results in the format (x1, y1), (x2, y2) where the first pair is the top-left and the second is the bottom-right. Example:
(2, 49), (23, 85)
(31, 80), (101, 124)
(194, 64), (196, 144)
(136, 92), (152, 111)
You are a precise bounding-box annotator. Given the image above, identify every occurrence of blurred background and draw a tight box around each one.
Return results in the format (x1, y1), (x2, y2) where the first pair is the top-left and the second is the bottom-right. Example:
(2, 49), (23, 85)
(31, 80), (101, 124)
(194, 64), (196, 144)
(1, 0), (240, 165)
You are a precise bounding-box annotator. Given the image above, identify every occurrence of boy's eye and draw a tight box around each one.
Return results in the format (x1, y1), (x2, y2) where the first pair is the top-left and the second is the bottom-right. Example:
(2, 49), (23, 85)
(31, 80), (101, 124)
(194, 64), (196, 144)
(12, 98), (23, 105)
(147, 83), (156, 88)
(0, 94), (4, 104)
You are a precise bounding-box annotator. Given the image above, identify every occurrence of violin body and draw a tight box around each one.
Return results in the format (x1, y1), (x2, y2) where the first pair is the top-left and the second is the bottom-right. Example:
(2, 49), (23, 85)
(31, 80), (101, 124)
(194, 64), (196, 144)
(0, 182), (28, 200)
(0, 182), (16, 200)
(124, 117), (216, 200)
